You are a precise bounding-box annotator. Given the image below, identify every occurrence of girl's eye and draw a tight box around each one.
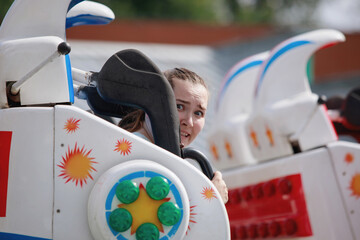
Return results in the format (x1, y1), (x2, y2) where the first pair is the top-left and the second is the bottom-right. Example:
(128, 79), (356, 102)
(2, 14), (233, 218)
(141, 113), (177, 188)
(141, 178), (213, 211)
(194, 111), (204, 117)
(177, 104), (184, 110)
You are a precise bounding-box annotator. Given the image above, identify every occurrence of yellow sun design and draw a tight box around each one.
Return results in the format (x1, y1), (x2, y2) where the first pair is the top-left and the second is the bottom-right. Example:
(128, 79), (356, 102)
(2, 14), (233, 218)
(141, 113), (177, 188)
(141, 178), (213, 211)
(350, 173), (360, 199)
(345, 153), (354, 164)
(114, 139), (132, 156)
(186, 205), (197, 234)
(201, 187), (217, 201)
(119, 184), (169, 234)
(58, 143), (97, 187)
(64, 117), (80, 133)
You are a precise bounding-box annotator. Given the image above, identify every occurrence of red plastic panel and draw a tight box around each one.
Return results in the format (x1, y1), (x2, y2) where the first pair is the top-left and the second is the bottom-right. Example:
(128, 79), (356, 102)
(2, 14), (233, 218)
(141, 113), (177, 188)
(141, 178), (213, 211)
(226, 174), (312, 239)
(0, 131), (12, 217)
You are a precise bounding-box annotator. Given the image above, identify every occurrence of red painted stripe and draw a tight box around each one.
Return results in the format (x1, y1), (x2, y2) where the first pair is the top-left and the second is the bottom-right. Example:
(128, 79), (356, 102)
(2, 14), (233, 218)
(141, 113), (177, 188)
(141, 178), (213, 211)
(0, 131), (12, 217)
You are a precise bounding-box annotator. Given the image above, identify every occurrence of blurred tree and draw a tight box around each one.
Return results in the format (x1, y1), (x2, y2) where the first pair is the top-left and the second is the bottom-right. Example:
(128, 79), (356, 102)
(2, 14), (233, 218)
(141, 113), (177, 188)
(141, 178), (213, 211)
(231, 0), (273, 24)
(96, 0), (219, 23)
(1, 0), (13, 23)
(0, 0), (321, 26)
(270, 0), (320, 27)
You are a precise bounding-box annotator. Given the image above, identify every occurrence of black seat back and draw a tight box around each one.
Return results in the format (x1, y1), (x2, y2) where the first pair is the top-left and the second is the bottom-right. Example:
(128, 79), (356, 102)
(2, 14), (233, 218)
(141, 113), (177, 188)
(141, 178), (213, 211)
(93, 49), (181, 157)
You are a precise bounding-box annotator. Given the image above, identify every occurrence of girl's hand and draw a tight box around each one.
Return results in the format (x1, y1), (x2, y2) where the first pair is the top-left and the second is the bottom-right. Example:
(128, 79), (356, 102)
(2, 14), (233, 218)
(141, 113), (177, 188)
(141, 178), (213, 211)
(211, 171), (228, 204)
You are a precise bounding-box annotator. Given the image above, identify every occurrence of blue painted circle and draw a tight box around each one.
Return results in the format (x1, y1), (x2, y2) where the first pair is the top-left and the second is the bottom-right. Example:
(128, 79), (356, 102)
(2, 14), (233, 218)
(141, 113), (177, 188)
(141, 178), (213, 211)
(105, 171), (183, 240)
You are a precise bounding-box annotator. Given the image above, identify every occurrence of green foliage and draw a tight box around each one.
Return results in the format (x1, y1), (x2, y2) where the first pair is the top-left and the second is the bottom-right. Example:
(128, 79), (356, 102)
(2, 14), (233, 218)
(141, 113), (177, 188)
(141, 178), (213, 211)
(0, 0), (320, 26)
(227, 0), (273, 24)
(0, 0), (219, 24)
(0, 0), (13, 23)
(96, 0), (218, 23)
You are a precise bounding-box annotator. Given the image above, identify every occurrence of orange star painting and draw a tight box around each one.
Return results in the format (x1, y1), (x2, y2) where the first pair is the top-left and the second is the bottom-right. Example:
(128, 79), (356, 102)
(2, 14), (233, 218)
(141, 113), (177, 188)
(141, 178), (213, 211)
(345, 153), (354, 164)
(58, 143), (97, 187)
(186, 205), (197, 234)
(64, 117), (80, 133)
(210, 144), (219, 161)
(250, 128), (259, 148)
(114, 139), (132, 156)
(350, 173), (360, 199)
(225, 140), (233, 159)
(266, 125), (274, 146)
(201, 187), (217, 201)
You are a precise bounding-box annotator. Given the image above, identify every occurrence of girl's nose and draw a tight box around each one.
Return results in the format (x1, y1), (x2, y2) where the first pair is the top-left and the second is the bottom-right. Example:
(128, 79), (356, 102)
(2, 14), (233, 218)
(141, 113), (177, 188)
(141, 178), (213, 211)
(180, 113), (193, 127)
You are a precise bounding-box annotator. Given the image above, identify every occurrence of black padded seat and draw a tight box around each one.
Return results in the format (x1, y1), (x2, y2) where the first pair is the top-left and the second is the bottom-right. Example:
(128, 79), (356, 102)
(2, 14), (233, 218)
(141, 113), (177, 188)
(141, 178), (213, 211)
(88, 49), (181, 157)
(79, 84), (135, 119)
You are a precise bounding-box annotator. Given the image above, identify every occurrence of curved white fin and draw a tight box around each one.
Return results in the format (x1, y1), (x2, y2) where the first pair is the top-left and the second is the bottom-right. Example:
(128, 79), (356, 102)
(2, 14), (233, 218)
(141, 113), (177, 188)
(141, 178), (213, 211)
(0, 0), (73, 41)
(216, 51), (269, 121)
(66, 1), (115, 29)
(254, 29), (345, 110)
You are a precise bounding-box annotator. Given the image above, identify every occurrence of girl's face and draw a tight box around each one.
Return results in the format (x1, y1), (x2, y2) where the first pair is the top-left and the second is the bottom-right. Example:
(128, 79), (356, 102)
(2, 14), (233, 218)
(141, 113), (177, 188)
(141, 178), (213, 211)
(172, 78), (208, 147)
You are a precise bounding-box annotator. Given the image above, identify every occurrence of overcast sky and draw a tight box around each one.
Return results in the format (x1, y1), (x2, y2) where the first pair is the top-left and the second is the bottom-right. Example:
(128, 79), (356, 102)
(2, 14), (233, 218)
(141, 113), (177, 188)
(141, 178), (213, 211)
(314, 0), (360, 33)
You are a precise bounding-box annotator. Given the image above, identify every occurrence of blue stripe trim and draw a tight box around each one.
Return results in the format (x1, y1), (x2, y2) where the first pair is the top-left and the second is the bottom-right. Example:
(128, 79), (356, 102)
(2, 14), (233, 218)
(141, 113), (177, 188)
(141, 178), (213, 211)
(105, 211), (120, 236)
(170, 184), (182, 208)
(66, 15), (113, 29)
(120, 171), (145, 182)
(257, 40), (312, 94)
(105, 170), (184, 239)
(105, 172), (145, 210)
(116, 234), (127, 240)
(105, 184), (118, 211)
(145, 171), (173, 186)
(65, 55), (74, 103)
(218, 60), (263, 108)
(0, 232), (51, 240)
(145, 171), (162, 178)
(167, 207), (182, 238)
(68, 0), (84, 11)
